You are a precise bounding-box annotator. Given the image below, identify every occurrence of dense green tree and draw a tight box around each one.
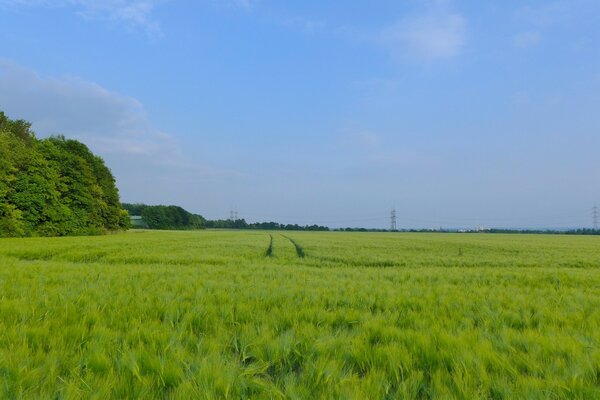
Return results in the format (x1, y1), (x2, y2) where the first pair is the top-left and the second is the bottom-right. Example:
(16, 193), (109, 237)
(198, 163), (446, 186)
(202, 218), (329, 231)
(0, 111), (129, 237)
(122, 203), (146, 216)
(0, 128), (25, 236)
(123, 203), (205, 230)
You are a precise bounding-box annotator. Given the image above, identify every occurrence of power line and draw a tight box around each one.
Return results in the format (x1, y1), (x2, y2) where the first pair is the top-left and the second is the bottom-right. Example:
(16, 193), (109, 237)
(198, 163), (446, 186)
(593, 204), (598, 230)
(222, 208), (590, 228)
(229, 206), (237, 221)
(240, 210), (588, 224)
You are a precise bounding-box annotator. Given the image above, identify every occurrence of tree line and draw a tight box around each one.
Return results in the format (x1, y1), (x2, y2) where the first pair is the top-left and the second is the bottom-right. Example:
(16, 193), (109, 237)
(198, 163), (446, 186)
(122, 204), (330, 232)
(204, 219), (329, 231)
(475, 228), (600, 235)
(122, 203), (206, 230)
(0, 111), (129, 237)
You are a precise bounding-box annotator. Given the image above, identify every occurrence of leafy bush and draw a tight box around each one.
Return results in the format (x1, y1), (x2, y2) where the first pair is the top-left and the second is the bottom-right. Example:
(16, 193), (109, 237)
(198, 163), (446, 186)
(0, 111), (129, 237)
(122, 203), (205, 230)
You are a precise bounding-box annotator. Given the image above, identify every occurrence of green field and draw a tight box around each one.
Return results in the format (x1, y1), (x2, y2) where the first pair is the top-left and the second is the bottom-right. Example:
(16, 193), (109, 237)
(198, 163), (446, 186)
(1, 231), (600, 399)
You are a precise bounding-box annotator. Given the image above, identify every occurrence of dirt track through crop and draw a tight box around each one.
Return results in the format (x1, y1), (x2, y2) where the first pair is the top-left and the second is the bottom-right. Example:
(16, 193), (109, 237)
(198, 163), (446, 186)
(282, 235), (305, 258)
(265, 234), (273, 257)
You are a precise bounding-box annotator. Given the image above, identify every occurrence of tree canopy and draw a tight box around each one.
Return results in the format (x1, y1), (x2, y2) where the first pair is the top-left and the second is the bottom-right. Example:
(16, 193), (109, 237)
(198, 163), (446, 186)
(204, 219), (329, 231)
(121, 204), (330, 232)
(0, 111), (129, 237)
(122, 203), (206, 230)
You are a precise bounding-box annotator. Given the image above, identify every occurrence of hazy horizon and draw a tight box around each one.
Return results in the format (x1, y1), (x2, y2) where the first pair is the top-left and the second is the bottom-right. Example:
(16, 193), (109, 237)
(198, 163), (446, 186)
(1, 0), (599, 229)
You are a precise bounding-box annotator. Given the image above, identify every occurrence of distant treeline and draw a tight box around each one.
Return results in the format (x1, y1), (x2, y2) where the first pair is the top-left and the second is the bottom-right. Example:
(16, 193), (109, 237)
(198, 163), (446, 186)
(0, 111), (129, 237)
(122, 206), (330, 231)
(205, 219), (329, 231)
(334, 228), (390, 232)
(122, 203), (206, 230)
(123, 201), (600, 235)
(478, 228), (600, 235)
(333, 228), (600, 235)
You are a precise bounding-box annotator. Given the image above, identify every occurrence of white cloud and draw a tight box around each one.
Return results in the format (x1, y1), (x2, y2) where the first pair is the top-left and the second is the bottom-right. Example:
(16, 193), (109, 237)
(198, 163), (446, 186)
(346, 132), (380, 147)
(0, 59), (242, 205)
(0, 0), (165, 34)
(338, 131), (431, 170)
(0, 59), (177, 159)
(380, 11), (466, 61)
(282, 16), (325, 34)
(229, 0), (251, 9)
(515, 3), (571, 28)
(514, 31), (542, 48)
(211, 0), (252, 11)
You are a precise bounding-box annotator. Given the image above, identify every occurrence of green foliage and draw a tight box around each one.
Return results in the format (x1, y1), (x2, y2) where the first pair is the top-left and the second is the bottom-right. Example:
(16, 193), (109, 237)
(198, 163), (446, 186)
(0, 205), (25, 237)
(121, 202), (146, 216)
(0, 111), (128, 237)
(1, 231), (600, 398)
(122, 203), (205, 230)
(204, 218), (329, 231)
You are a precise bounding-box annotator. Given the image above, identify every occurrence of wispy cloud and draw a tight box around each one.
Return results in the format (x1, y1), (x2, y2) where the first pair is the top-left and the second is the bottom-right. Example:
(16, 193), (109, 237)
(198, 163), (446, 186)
(513, 31), (542, 48)
(282, 16), (325, 34)
(380, 10), (466, 62)
(515, 2), (572, 28)
(211, 0), (253, 11)
(345, 131), (380, 147)
(339, 131), (431, 169)
(213, 1), (324, 34)
(0, 0), (165, 35)
(512, 2), (577, 51)
(228, 0), (252, 10)
(0, 59), (178, 161)
(0, 59), (242, 205)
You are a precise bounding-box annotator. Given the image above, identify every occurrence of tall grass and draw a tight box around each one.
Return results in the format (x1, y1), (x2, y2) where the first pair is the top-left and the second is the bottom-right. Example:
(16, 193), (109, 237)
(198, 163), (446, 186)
(0, 231), (599, 398)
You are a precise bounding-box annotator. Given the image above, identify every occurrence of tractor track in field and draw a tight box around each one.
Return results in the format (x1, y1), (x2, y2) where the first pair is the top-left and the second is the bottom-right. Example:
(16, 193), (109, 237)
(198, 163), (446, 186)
(281, 235), (305, 258)
(265, 234), (274, 257)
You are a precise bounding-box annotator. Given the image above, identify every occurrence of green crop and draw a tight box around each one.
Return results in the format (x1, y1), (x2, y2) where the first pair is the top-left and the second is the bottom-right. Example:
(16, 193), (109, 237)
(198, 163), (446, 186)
(1, 231), (600, 399)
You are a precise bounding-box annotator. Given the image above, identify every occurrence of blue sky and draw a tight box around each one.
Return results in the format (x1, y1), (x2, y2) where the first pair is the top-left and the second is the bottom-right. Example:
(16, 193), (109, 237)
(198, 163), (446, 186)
(1, 0), (599, 229)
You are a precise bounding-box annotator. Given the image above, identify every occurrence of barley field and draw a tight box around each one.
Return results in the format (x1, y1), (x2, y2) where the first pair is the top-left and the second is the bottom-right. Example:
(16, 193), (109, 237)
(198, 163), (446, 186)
(1, 231), (600, 399)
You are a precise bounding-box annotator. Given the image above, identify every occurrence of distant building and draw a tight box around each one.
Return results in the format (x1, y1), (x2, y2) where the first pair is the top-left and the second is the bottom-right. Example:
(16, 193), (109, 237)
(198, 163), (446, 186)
(130, 215), (148, 229)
